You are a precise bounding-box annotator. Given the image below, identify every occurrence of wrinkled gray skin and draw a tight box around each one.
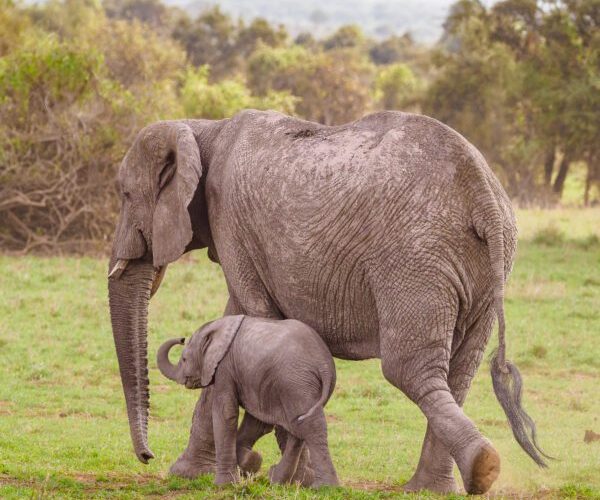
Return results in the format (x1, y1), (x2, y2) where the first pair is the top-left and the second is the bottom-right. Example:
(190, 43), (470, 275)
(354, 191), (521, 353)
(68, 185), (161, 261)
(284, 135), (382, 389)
(157, 315), (338, 487)
(108, 110), (546, 494)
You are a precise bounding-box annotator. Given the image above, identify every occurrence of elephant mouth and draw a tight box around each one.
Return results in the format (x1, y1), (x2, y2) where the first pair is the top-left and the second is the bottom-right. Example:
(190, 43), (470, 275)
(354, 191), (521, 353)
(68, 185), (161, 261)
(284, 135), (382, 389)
(109, 260), (166, 299)
(185, 378), (203, 389)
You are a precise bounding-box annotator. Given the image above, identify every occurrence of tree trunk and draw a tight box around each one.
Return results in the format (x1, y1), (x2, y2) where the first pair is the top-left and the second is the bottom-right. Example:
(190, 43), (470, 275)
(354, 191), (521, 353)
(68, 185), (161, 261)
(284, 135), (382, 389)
(552, 153), (571, 197)
(543, 147), (556, 186)
(584, 165), (591, 207)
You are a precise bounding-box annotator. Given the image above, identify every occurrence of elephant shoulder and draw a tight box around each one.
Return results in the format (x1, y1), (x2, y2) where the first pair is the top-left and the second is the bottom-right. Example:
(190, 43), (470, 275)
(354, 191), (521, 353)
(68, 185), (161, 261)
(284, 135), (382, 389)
(229, 109), (289, 128)
(229, 109), (323, 134)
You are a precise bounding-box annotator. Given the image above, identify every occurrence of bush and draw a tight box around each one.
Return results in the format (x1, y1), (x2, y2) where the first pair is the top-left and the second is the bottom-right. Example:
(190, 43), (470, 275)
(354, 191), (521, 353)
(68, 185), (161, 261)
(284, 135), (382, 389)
(248, 45), (375, 125)
(0, 2), (299, 253)
(180, 66), (296, 120)
(0, 4), (184, 252)
(374, 63), (421, 111)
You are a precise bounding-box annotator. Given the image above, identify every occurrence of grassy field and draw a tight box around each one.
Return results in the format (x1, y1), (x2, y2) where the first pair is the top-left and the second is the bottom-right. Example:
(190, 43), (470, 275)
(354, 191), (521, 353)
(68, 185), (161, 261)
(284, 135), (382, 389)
(1, 208), (599, 499)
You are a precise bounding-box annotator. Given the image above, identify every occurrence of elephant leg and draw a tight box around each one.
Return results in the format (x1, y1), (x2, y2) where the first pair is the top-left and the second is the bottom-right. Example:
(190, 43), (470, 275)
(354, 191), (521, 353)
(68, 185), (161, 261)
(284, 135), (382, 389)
(379, 286), (500, 495)
(268, 434), (304, 484)
(170, 387), (216, 478)
(275, 426), (315, 486)
(403, 423), (457, 493)
(212, 384), (241, 485)
(403, 304), (496, 494)
(236, 412), (273, 475)
(292, 408), (339, 487)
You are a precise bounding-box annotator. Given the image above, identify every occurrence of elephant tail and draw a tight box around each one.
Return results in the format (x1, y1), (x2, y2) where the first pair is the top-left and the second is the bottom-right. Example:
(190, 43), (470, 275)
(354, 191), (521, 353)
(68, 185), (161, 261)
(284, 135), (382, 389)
(474, 180), (550, 467)
(296, 365), (335, 423)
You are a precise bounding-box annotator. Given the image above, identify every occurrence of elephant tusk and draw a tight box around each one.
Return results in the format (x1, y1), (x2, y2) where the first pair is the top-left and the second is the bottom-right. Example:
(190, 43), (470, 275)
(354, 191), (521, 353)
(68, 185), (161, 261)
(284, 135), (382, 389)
(150, 265), (167, 298)
(108, 259), (129, 279)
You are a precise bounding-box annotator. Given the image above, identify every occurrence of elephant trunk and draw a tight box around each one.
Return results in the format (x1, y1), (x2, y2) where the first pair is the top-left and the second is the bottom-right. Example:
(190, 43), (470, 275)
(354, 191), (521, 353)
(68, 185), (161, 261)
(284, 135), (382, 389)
(108, 256), (155, 464)
(156, 338), (186, 383)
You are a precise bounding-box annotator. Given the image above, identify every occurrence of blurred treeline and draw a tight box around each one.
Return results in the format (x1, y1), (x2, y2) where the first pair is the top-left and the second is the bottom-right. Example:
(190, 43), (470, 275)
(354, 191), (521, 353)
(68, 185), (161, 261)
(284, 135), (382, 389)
(0, 0), (598, 252)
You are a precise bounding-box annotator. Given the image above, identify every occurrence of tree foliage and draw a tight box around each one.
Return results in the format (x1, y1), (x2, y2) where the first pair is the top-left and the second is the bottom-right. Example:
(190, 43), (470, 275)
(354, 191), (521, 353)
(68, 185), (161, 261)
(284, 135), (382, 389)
(375, 63), (421, 111)
(180, 65), (296, 119)
(248, 45), (375, 125)
(0, 0), (597, 252)
(424, 0), (599, 204)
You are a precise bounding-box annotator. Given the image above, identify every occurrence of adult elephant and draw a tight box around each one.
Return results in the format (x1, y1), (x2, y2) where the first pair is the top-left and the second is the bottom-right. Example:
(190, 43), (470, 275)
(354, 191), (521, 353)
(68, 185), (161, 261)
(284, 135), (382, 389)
(108, 110), (546, 494)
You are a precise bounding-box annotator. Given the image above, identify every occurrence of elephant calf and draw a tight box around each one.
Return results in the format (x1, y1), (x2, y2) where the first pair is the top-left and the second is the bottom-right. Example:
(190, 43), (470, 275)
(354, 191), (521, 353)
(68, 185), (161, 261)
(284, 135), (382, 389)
(157, 315), (339, 487)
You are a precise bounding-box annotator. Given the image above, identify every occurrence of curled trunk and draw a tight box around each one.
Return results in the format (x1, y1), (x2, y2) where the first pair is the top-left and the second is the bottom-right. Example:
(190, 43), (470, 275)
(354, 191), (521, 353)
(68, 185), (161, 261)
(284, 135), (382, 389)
(108, 257), (154, 464)
(156, 338), (185, 383)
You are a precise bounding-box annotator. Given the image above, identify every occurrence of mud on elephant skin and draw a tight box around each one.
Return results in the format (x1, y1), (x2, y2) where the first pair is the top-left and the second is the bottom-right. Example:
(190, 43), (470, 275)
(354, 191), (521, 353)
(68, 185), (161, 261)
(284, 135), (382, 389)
(108, 110), (548, 494)
(157, 315), (338, 487)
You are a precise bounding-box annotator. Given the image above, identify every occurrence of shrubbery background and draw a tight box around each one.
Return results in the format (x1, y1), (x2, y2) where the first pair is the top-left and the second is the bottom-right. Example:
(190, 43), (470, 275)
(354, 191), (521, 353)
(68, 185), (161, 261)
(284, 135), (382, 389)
(0, 0), (598, 252)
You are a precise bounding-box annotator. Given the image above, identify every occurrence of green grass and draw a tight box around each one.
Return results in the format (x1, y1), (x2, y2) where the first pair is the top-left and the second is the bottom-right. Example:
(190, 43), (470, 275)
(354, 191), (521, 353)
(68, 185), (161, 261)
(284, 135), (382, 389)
(1, 208), (599, 499)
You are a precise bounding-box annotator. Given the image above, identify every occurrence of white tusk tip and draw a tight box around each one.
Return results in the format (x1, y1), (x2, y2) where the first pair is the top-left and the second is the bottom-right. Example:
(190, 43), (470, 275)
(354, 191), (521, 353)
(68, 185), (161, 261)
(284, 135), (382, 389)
(108, 259), (129, 279)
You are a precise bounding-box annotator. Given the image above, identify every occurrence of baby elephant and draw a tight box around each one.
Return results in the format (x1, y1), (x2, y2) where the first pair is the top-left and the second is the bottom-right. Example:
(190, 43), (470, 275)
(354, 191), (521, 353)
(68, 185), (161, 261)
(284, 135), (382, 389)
(157, 315), (339, 487)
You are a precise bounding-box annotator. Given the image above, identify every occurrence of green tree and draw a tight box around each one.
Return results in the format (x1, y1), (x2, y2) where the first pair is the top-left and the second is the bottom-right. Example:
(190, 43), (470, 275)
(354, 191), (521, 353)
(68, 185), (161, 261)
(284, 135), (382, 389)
(180, 65), (296, 120)
(235, 18), (288, 60)
(323, 24), (366, 51)
(424, 1), (537, 200)
(103, 0), (185, 36)
(248, 45), (374, 125)
(425, 0), (599, 204)
(98, 18), (187, 87)
(375, 63), (421, 111)
(172, 6), (238, 79)
(0, 1), (185, 251)
(489, 0), (600, 199)
(0, 0), (32, 56)
(369, 33), (415, 64)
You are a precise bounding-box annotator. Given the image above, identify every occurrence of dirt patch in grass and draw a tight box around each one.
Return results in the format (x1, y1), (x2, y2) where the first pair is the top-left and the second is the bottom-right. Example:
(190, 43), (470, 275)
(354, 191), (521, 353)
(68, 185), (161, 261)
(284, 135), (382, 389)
(584, 430), (600, 444)
(0, 400), (14, 415)
(479, 418), (508, 428)
(343, 480), (404, 492)
(0, 472), (163, 488)
(72, 471), (165, 485)
(566, 369), (599, 380)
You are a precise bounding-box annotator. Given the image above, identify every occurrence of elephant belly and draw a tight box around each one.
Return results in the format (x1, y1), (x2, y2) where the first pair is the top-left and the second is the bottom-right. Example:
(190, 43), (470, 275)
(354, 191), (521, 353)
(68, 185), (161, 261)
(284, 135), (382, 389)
(267, 254), (381, 361)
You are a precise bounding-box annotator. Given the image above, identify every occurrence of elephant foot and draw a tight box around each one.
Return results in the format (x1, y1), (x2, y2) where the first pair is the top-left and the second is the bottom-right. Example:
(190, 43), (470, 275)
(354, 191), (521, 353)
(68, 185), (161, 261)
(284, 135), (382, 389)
(402, 473), (459, 494)
(238, 447), (262, 475)
(268, 463), (291, 485)
(215, 469), (240, 486)
(456, 440), (501, 494)
(169, 451), (215, 479)
(290, 464), (315, 487)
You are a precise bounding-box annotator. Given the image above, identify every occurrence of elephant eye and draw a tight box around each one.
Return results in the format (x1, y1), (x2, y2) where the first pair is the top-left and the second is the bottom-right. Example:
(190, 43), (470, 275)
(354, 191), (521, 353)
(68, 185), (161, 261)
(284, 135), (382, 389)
(122, 190), (131, 199)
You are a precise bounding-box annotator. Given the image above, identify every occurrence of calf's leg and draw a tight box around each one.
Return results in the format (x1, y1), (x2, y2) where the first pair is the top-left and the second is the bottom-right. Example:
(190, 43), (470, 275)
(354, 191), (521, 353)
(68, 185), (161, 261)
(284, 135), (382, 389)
(236, 412), (273, 474)
(293, 409), (339, 488)
(268, 434), (305, 484)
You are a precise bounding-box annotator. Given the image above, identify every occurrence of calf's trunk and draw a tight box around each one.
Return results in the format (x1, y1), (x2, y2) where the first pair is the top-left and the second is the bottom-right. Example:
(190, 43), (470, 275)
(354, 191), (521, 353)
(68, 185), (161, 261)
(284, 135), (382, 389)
(157, 338), (185, 383)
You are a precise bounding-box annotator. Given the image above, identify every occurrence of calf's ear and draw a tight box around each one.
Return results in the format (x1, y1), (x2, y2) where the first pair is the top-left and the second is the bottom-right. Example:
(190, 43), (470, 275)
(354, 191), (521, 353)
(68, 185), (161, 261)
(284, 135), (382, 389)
(199, 315), (245, 387)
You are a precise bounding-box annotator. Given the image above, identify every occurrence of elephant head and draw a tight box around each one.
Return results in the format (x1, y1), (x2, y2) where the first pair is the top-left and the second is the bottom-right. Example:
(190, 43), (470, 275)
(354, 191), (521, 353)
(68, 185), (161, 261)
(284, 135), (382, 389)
(157, 316), (245, 389)
(107, 120), (220, 463)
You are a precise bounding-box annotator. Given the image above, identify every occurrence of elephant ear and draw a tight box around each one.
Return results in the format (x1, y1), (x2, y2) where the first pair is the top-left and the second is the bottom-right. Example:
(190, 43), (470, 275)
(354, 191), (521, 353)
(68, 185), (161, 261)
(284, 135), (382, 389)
(152, 123), (202, 267)
(199, 315), (245, 387)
